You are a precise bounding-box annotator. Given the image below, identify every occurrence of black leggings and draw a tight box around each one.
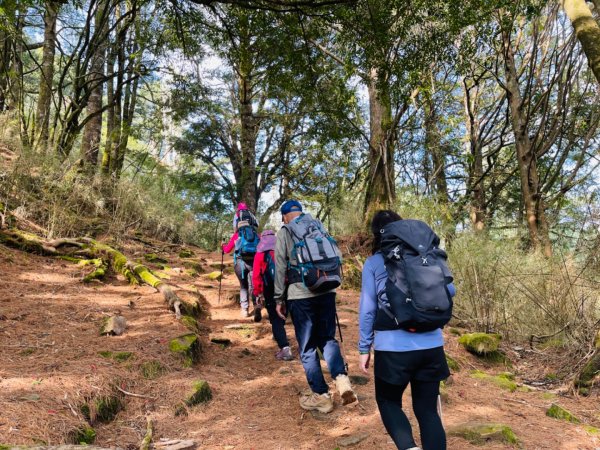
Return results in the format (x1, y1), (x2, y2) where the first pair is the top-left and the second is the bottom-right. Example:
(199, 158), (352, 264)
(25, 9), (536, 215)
(375, 376), (446, 450)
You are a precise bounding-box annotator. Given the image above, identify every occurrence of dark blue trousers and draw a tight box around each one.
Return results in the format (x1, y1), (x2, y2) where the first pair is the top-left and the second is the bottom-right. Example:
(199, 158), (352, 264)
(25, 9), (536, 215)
(265, 296), (289, 349)
(288, 292), (346, 394)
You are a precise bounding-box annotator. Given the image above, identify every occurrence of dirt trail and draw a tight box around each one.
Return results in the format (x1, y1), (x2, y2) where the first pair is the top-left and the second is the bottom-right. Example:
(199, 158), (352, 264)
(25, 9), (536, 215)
(0, 242), (599, 449)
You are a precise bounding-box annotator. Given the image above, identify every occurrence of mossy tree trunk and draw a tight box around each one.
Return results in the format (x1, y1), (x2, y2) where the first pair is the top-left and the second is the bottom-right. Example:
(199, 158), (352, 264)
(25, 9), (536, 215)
(234, 10), (258, 211)
(364, 67), (396, 221)
(562, 0), (600, 85)
(80, 0), (109, 169)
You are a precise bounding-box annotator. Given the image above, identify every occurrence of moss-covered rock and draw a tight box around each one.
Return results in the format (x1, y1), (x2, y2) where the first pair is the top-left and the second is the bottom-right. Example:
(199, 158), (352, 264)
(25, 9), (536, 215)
(458, 332), (501, 355)
(140, 360), (167, 379)
(546, 403), (580, 423)
(68, 425), (97, 444)
(99, 315), (127, 336)
(207, 271), (223, 281)
(185, 268), (198, 277)
(446, 353), (460, 372)
(574, 351), (600, 395)
(185, 380), (212, 406)
(471, 370), (518, 392)
(448, 422), (519, 445)
(144, 253), (168, 264)
(482, 350), (511, 366)
(182, 259), (204, 273)
(98, 351), (134, 361)
(179, 249), (195, 258)
(169, 333), (201, 367)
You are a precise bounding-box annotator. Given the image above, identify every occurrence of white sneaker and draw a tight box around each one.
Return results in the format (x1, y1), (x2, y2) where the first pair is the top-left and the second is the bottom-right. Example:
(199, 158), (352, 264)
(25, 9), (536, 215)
(335, 374), (357, 405)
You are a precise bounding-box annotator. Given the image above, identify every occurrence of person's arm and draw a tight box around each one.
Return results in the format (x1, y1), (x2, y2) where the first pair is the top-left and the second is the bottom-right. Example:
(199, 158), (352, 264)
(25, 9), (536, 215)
(252, 252), (265, 297)
(358, 257), (377, 354)
(273, 228), (288, 303)
(221, 232), (238, 254)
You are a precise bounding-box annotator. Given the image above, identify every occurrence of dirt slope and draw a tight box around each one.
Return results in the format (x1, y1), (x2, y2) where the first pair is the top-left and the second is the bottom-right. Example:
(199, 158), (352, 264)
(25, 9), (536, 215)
(0, 241), (599, 449)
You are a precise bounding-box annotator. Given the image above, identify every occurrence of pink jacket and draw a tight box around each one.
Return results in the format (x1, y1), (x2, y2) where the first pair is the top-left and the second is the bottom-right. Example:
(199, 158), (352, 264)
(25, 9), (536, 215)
(222, 232), (238, 254)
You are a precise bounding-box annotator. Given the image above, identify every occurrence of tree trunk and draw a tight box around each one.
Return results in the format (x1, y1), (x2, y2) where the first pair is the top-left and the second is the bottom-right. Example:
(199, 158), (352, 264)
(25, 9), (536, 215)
(562, 0), (600, 85)
(101, 35), (116, 176)
(109, 3), (125, 178)
(364, 67), (395, 220)
(13, 10), (29, 146)
(502, 28), (552, 256)
(237, 12), (258, 211)
(0, 1), (17, 112)
(34, 0), (59, 152)
(423, 72), (449, 205)
(80, 0), (108, 170)
(463, 78), (486, 231)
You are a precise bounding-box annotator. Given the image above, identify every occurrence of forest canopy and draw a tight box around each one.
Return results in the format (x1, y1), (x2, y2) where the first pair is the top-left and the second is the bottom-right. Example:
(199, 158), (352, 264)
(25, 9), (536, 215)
(0, 0), (598, 250)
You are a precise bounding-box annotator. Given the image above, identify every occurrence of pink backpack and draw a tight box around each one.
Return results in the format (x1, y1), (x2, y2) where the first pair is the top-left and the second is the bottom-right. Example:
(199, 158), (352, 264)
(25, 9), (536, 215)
(256, 230), (276, 253)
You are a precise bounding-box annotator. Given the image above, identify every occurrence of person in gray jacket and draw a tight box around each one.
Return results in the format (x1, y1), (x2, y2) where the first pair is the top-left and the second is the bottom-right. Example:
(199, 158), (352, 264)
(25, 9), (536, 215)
(274, 199), (356, 413)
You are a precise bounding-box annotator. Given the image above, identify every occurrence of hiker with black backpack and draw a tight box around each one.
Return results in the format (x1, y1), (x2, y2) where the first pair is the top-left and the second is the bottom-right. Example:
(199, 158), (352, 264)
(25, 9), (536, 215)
(274, 200), (357, 413)
(252, 229), (293, 360)
(358, 210), (456, 450)
(222, 204), (261, 318)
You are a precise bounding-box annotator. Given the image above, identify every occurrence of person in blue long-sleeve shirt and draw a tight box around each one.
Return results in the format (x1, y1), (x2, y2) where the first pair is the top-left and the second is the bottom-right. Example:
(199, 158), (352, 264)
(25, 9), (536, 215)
(358, 210), (454, 450)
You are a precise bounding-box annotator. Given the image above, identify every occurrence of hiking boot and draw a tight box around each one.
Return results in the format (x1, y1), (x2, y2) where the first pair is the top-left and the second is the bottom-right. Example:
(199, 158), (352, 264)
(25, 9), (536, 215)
(335, 374), (357, 405)
(299, 391), (334, 413)
(275, 346), (293, 361)
(253, 305), (262, 322)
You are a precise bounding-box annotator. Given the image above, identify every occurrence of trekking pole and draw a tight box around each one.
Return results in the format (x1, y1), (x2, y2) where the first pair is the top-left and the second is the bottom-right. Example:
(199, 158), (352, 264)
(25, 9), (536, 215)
(437, 394), (444, 424)
(335, 312), (349, 372)
(218, 248), (224, 305)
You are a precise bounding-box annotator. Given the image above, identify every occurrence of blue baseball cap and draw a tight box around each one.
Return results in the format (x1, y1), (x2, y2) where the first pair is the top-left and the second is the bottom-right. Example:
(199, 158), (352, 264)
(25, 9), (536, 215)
(280, 199), (303, 215)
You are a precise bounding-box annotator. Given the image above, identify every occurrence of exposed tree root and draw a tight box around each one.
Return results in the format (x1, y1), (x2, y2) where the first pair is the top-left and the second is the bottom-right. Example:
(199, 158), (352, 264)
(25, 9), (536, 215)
(140, 416), (153, 450)
(0, 228), (186, 316)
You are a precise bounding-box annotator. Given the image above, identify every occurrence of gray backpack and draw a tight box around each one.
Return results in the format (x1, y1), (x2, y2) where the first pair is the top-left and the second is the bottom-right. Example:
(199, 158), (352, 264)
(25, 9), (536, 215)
(284, 213), (342, 293)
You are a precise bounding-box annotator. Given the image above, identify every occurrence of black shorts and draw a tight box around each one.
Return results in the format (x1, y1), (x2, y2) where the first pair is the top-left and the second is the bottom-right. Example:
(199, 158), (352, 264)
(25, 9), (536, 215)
(374, 346), (450, 385)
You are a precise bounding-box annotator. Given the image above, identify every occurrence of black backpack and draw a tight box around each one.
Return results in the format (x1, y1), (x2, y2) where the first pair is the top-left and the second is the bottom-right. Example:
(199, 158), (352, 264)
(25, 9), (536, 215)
(378, 219), (454, 332)
(238, 209), (258, 228)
